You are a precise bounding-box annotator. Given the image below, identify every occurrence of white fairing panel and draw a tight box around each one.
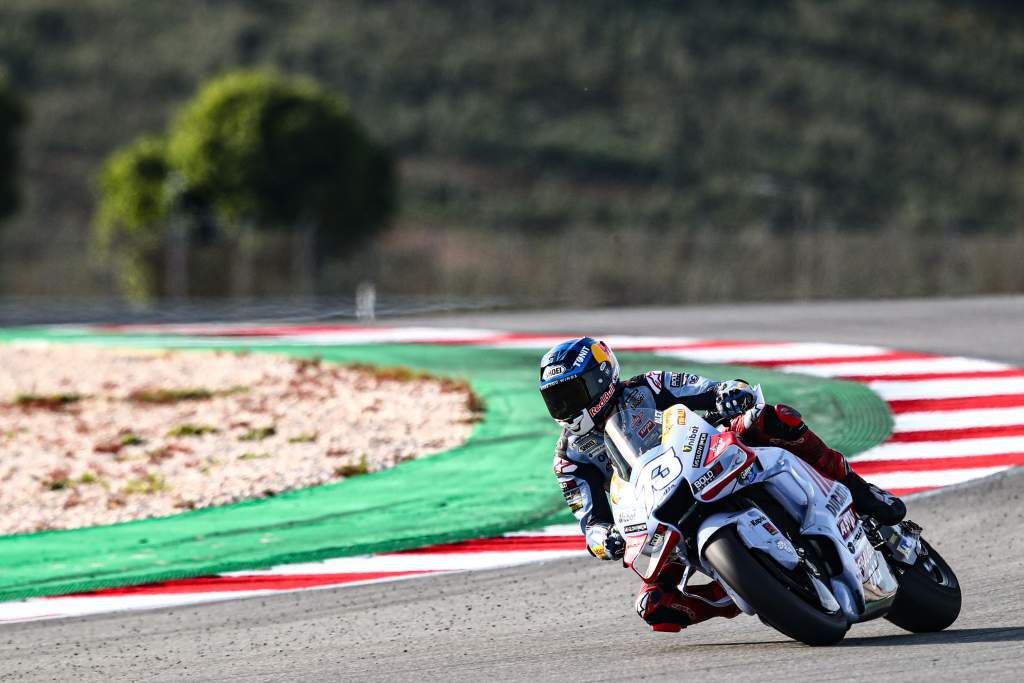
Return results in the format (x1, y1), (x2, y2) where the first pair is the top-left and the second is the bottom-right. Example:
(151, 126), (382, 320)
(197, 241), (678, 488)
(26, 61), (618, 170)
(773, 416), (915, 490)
(696, 508), (800, 571)
(694, 508), (803, 615)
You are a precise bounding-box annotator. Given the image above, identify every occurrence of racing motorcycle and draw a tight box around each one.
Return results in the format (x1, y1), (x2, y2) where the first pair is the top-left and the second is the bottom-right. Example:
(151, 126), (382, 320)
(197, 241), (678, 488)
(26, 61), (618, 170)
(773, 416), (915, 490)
(606, 387), (962, 646)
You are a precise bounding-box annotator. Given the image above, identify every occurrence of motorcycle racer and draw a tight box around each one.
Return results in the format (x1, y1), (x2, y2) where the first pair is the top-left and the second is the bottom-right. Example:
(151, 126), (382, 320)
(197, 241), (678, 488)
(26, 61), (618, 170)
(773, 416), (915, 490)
(539, 336), (907, 632)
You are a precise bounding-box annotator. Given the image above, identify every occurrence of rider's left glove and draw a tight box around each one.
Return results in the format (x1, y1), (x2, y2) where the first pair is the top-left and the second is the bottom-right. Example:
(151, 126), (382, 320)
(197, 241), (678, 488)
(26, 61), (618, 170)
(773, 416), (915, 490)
(715, 380), (755, 418)
(586, 523), (625, 561)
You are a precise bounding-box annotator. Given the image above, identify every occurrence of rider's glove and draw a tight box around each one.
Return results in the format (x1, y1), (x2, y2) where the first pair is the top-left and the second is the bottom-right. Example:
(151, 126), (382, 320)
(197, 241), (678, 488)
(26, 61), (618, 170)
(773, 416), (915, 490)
(715, 380), (756, 418)
(586, 523), (625, 561)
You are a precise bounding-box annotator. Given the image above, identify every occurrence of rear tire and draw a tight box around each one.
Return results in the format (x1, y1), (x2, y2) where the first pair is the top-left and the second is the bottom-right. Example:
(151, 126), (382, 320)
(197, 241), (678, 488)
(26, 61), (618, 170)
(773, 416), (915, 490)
(885, 539), (961, 633)
(704, 527), (849, 646)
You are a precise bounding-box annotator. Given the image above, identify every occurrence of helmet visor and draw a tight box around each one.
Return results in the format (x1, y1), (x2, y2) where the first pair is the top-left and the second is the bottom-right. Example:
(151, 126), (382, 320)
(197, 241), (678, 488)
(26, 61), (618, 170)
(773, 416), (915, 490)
(540, 376), (593, 421)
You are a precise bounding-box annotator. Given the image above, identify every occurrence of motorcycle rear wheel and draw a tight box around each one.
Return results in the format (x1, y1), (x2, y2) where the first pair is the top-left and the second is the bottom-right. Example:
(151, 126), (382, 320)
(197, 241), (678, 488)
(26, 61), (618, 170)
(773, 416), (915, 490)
(704, 527), (849, 646)
(885, 539), (961, 633)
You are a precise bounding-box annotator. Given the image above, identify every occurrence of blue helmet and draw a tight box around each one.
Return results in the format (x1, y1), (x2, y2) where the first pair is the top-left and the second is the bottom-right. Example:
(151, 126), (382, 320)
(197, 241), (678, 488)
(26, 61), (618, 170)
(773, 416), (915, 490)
(539, 337), (620, 435)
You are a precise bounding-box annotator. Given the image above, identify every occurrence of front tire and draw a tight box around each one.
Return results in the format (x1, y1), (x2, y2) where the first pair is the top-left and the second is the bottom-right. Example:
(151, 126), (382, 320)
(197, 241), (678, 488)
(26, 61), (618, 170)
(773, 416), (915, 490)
(704, 527), (849, 646)
(885, 539), (961, 633)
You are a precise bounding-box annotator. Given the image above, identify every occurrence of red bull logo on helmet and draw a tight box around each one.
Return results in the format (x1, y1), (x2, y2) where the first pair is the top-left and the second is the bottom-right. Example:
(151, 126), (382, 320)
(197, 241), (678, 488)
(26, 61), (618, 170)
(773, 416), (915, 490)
(588, 384), (615, 417)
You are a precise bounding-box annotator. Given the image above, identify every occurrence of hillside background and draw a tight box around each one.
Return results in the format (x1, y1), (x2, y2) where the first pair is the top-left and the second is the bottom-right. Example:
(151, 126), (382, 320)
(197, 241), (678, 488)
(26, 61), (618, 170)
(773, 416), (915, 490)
(2, 0), (1024, 310)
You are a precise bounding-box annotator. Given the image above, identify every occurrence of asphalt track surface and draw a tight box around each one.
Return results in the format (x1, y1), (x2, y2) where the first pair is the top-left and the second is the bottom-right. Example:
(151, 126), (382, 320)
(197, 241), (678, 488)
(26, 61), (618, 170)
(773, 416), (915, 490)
(2, 297), (1023, 682)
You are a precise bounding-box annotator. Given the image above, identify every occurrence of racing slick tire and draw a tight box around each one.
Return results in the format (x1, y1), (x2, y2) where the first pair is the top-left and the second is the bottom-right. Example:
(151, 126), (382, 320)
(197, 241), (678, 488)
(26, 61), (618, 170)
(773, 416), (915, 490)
(885, 539), (962, 633)
(704, 527), (849, 646)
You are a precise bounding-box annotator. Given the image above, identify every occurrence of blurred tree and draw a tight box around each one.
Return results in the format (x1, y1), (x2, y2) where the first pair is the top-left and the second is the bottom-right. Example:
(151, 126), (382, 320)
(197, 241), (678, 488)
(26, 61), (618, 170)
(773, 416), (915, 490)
(167, 70), (395, 294)
(0, 75), (26, 224)
(94, 70), (395, 300)
(93, 136), (175, 301)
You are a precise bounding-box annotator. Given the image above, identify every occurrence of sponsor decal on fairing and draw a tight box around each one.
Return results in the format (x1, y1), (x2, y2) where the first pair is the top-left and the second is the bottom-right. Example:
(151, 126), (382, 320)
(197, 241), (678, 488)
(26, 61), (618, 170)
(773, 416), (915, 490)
(837, 507), (858, 539)
(826, 486), (851, 517)
(691, 461), (724, 494)
(693, 432), (709, 465)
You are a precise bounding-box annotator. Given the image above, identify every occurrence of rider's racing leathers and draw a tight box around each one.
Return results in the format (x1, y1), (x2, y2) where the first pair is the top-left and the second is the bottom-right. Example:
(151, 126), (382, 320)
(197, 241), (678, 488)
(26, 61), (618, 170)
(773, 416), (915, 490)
(553, 370), (718, 545)
(552, 369), (878, 631)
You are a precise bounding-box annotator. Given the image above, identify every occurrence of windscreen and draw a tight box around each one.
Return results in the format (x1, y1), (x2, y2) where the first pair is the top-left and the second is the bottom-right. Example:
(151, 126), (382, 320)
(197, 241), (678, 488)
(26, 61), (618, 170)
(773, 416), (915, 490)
(604, 407), (662, 480)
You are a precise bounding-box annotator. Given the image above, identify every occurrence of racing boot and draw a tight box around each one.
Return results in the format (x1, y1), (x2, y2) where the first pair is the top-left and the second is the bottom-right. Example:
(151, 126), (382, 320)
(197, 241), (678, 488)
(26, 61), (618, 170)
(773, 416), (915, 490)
(841, 470), (907, 526)
(732, 404), (906, 525)
(635, 562), (741, 633)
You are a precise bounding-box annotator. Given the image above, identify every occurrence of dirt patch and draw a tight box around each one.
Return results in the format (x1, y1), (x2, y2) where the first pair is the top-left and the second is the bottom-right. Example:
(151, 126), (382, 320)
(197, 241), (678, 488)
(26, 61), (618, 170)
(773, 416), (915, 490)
(0, 343), (481, 535)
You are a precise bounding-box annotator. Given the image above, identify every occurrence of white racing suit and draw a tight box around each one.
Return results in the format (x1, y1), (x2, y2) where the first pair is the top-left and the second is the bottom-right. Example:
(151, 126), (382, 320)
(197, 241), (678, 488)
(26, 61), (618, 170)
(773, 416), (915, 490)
(552, 369), (859, 631)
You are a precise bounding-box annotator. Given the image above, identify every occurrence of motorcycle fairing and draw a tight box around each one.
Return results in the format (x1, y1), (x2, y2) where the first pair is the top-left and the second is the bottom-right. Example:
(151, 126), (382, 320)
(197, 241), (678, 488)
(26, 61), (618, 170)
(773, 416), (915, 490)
(693, 432), (758, 502)
(749, 448), (899, 620)
(614, 440), (687, 581)
(610, 392), (898, 623)
(629, 521), (682, 582)
(695, 507), (802, 615)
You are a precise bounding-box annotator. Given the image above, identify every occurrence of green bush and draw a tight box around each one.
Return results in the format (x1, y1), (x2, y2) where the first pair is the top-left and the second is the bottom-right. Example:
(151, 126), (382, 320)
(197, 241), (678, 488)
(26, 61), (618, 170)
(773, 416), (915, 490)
(92, 136), (173, 300)
(93, 69), (395, 299)
(167, 69), (395, 248)
(0, 74), (26, 223)
(95, 136), (172, 242)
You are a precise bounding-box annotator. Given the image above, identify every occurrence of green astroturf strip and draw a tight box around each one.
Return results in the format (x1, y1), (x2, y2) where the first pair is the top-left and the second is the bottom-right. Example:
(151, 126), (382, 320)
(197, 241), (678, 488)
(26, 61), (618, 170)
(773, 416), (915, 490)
(0, 331), (892, 601)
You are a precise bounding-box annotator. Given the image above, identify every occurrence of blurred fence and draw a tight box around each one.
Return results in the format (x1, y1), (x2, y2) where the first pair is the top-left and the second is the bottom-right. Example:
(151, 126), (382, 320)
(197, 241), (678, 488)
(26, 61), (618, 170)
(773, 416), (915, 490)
(0, 294), (513, 326)
(326, 224), (1024, 307)
(1, 222), (1022, 325)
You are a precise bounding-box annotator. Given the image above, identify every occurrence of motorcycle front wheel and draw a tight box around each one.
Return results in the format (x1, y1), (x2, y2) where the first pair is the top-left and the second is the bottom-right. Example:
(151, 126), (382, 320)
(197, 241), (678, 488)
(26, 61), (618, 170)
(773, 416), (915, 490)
(704, 527), (849, 646)
(885, 538), (961, 633)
